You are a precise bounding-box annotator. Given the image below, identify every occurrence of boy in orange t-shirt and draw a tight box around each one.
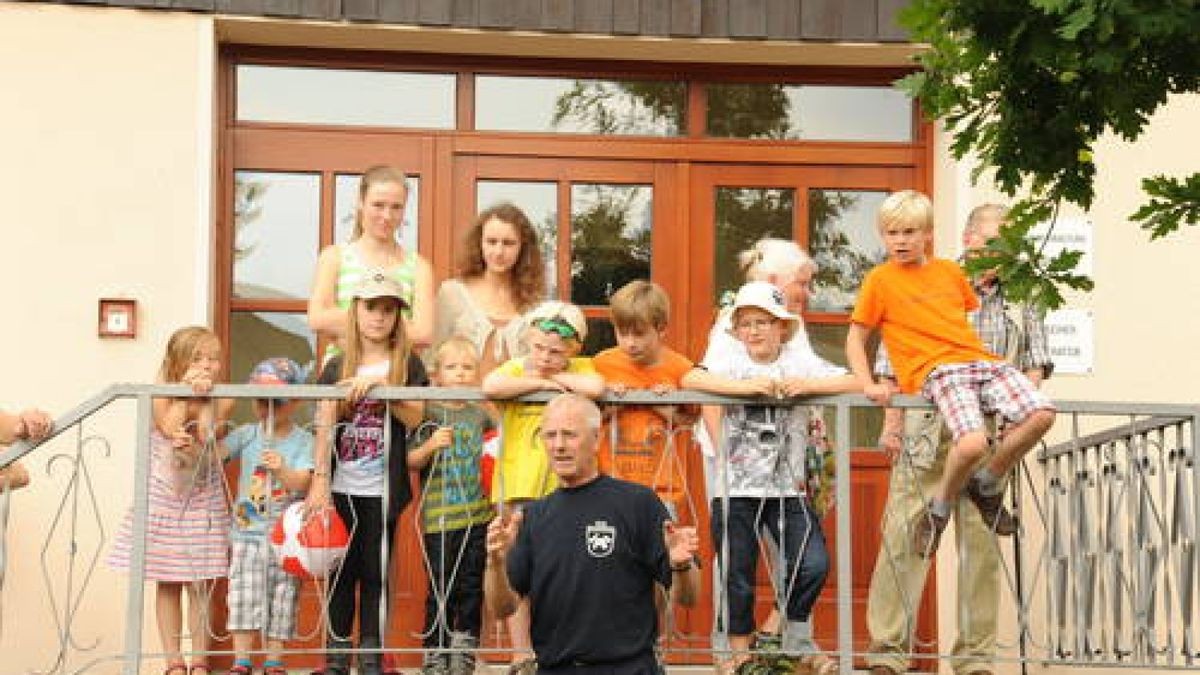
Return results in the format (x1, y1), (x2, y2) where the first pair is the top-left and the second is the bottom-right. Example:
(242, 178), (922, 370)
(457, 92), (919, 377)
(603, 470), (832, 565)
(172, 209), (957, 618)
(846, 190), (1056, 557)
(593, 280), (701, 524)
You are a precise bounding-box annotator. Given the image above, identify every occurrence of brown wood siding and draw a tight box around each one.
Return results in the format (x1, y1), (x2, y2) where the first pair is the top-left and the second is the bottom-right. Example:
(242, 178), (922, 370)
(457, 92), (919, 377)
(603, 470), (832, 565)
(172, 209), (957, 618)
(24, 0), (911, 42)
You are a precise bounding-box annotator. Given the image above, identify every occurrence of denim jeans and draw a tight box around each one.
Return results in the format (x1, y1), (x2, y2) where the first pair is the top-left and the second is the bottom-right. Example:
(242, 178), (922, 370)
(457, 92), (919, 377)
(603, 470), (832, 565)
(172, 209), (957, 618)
(710, 496), (829, 636)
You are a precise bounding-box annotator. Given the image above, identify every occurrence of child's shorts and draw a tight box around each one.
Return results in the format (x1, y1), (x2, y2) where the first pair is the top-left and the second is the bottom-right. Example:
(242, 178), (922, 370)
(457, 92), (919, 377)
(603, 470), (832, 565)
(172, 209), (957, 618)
(921, 360), (1054, 440)
(226, 538), (300, 639)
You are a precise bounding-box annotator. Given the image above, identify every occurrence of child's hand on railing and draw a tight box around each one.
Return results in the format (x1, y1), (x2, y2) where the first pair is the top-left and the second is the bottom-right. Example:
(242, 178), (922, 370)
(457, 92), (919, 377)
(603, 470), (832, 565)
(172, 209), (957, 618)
(339, 375), (382, 404)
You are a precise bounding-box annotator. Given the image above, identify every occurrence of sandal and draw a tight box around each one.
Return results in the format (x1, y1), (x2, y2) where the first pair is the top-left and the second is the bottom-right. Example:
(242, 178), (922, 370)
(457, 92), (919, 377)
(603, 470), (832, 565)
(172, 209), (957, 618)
(797, 653), (838, 675)
(507, 657), (538, 675)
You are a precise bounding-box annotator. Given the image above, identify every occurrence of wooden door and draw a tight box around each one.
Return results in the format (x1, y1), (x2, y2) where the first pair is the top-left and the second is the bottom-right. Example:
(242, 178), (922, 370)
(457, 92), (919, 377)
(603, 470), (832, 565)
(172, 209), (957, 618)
(686, 164), (937, 666)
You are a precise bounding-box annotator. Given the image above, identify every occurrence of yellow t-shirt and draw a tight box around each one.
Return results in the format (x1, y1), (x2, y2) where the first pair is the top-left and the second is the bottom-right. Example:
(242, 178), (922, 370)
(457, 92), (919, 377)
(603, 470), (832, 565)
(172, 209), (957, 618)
(492, 356), (598, 503)
(851, 258), (998, 393)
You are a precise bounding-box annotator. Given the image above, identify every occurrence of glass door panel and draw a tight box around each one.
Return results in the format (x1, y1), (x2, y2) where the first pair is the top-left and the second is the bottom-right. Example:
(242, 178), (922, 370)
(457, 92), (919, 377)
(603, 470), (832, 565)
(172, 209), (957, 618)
(688, 163), (921, 661)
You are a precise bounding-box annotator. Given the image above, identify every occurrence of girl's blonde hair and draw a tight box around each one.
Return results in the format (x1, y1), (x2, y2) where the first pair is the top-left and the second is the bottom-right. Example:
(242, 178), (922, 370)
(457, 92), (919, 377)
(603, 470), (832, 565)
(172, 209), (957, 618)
(340, 296), (412, 416)
(350, 165), (409, 241)
(159, 326), (219, 383)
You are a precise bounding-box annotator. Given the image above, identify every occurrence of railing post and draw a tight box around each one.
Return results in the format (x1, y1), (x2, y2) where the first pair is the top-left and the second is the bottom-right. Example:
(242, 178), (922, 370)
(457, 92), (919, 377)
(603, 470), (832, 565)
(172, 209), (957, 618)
(122, 392), (152, 674)
(835, 400), (852, 674)
(1191, 407), (1200, 665)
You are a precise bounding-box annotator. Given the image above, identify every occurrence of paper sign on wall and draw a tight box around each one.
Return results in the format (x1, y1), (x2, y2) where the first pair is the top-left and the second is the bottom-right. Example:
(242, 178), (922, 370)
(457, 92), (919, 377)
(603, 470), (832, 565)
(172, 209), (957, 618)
(1028, 216), (1093, 275)
(1044, 309), (1094, 375)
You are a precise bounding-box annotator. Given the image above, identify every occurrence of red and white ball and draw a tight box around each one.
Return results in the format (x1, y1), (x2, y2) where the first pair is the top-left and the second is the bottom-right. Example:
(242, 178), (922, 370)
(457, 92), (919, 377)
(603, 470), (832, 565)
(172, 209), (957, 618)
(270, 502), (350, 579)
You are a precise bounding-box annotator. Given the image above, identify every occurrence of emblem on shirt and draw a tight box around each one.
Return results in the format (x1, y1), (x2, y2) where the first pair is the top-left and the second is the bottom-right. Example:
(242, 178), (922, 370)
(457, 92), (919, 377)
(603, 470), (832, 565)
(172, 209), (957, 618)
(585, 520), (615, 558)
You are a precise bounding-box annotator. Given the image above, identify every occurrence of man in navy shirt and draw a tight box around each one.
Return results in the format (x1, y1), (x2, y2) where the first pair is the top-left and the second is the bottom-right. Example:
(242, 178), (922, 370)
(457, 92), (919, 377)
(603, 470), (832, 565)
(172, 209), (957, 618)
(485, 393), (701, 674)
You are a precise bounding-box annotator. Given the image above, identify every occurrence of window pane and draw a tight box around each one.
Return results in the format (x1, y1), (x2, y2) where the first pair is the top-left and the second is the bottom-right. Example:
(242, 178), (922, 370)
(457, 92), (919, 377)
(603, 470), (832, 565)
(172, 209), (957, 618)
(233, 172), (320, 299)
(236, 65), (455, 128)
(334, 174), (420, 252)
(476, 181), (559, 298)
(228, 311), (317, 424)
(707, 84), (912, 142)
(475, 76), (685, 136)
(584, 317), (616, 357)
(570, 183), (652, 306)
(808, 190), (888, 313)
(808, 323), (882, 449)
(713, 187), (794, 303)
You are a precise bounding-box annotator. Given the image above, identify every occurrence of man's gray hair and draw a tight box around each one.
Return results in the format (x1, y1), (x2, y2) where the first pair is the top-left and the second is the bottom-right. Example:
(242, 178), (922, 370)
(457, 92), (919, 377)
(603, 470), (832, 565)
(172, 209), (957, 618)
(544, 393), (603, 432)
(965, 203), (1008, 235)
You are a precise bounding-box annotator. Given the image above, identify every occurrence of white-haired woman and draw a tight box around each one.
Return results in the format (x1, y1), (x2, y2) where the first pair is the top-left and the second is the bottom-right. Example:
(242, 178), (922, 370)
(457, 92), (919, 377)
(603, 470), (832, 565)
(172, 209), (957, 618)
(699, 238), (841, 674)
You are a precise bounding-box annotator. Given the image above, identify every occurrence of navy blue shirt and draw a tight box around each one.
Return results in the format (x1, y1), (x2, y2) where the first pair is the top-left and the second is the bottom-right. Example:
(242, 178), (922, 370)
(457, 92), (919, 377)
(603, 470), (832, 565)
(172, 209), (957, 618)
(508, 474), (671, 669)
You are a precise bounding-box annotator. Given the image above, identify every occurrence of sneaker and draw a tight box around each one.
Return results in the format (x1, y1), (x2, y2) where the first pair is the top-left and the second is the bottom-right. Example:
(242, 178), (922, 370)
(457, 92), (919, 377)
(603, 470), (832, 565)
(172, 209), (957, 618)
(965, 478), (1017, 535)
(448, 631), (477, 675)
(913, 505), (950, 558)
(507, 658), (538, 675)
(421, 654), (449, 675)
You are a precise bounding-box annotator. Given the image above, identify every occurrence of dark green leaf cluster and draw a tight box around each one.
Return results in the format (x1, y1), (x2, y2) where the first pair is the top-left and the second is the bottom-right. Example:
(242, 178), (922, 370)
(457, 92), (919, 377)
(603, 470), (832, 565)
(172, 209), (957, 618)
(1132, 174), (1200, 239)
(900, 0), (1199, 309)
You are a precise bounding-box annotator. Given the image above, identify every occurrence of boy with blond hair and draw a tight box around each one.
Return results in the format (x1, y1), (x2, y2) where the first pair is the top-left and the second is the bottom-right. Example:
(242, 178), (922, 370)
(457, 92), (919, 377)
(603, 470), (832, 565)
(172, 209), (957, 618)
(481, 300), (604, 671)
(593, 280), (700, 522)
(411, 337), (498, 675)
(846, 190), (1056, 558)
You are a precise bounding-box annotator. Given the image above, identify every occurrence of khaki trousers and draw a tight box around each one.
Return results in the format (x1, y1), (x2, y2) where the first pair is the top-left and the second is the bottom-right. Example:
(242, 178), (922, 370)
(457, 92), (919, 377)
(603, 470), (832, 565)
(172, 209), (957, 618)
(866, 411), (1001, 675)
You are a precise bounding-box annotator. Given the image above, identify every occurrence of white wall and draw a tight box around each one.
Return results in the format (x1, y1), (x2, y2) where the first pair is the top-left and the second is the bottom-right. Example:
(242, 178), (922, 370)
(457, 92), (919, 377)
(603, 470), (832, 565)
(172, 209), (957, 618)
(930, 94), (1200, 675)
(0, 4), (214, 671)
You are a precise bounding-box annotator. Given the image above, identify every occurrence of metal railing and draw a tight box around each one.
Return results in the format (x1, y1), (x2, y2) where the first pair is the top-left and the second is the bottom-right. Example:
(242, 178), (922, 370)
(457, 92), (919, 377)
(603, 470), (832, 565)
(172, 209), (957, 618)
(0, 385), (1197, 674)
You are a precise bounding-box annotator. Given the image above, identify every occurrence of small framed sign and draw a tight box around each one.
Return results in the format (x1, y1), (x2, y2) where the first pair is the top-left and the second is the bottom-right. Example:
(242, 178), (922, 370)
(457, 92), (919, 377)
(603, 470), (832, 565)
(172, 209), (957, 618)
(98, 298), (137, 339)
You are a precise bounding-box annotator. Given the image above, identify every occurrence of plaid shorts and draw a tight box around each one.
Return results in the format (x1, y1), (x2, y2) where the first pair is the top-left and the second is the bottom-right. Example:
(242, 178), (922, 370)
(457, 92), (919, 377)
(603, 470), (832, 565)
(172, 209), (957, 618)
(226, 538), (299, 639)
(921, 361), (1054, 440)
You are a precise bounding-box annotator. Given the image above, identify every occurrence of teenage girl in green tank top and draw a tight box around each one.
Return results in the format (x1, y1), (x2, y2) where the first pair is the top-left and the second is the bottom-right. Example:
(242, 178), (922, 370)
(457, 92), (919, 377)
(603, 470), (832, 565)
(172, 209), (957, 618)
(308, 165), (434, 361)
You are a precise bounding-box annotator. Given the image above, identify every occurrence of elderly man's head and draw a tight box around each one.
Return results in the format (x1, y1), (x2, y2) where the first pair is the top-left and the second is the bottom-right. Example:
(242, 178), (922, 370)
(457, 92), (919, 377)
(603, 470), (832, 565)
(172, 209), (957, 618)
(539, 393), (603, 488)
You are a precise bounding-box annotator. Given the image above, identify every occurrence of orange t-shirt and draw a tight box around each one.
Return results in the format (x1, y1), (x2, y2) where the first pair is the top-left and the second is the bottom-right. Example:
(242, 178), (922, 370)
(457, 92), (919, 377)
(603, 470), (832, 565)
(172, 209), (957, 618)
(851, 258), (999, 393)
(592, 346), (696, 519)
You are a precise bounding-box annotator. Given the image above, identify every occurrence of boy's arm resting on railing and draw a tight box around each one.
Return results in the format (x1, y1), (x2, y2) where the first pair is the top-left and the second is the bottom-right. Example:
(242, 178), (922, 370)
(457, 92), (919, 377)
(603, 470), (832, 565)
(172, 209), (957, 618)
(846, 323), (891, 405)
(548, 371), (605, 399)
(482, 370), (556, 398)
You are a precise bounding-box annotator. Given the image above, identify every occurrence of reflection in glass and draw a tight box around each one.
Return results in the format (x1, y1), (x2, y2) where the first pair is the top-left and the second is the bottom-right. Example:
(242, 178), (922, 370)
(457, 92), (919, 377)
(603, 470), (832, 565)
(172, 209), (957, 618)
(713, 188), (794, 303)
(584, 318), (616, 357)
(476, 75), (685, 136)
(707, 84), (912, 142)
(476, 181), (559, 298)
(236, 65), (455, 128)
(808, 190), (888, 313)
(229, 311), (317, 424)
(808, 323), (882, 448)
(233, 172), (320, 299)
(334, 174), (420, 252)
(570, 184), (652, 306)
